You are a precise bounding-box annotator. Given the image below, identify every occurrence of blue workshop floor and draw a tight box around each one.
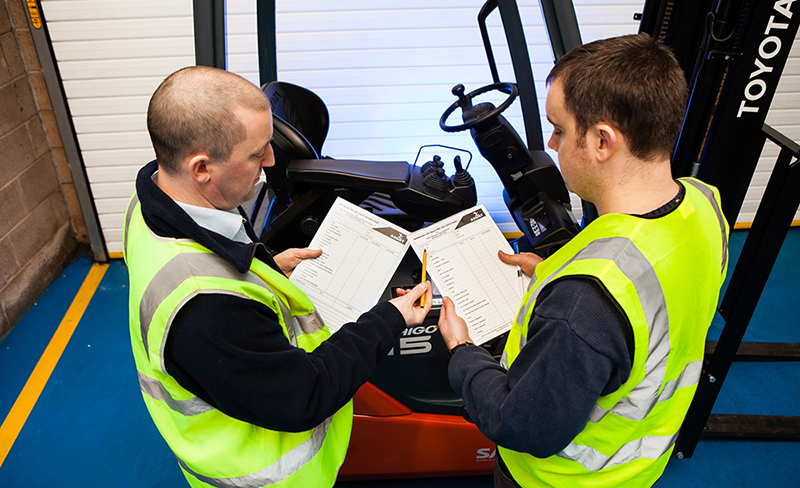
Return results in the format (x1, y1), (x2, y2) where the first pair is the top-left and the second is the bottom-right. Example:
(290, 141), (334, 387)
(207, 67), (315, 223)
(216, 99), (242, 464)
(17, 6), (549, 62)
(1, 229), (798, 487)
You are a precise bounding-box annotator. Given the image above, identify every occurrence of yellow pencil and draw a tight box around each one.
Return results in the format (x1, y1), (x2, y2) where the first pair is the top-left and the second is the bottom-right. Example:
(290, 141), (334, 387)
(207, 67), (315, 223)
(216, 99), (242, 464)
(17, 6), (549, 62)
(420, 249), (427, 307)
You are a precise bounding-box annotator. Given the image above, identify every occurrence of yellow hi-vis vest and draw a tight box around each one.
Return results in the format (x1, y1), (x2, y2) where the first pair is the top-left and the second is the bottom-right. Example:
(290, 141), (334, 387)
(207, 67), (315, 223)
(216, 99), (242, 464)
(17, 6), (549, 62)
(499, 178), (728, 487)
(123, 194), (353, 488)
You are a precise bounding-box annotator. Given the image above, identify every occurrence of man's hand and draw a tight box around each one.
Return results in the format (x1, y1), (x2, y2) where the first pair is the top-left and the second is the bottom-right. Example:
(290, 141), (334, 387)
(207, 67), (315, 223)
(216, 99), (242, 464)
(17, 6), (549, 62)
(498, 250), (543, 277)
(390, 282), (432, 326)
(438, 296), (473, 350)
(273, 248), (322, 278)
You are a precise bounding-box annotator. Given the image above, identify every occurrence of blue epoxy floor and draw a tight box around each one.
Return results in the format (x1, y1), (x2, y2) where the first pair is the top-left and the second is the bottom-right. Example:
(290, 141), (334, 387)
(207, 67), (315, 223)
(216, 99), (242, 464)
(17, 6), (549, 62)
(1, 229), (798, 487)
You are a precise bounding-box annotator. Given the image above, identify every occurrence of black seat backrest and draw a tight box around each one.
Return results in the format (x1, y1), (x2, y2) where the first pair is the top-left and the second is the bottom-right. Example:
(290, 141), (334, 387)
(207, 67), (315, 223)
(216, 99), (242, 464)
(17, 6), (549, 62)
(260, 81), (332, 205)
(262, 81), (329, 156)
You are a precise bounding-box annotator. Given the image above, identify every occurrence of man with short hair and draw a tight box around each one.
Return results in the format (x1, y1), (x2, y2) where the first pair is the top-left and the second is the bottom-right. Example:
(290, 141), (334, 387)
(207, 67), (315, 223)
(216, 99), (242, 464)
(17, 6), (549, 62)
(438, 33), (729, 487)
(124, 66), (431, 488)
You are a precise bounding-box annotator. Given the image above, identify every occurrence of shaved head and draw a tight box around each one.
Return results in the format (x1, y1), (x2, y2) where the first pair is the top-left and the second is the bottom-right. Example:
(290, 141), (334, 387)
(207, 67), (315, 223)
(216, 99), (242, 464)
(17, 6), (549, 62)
(147, 66), (270, 174)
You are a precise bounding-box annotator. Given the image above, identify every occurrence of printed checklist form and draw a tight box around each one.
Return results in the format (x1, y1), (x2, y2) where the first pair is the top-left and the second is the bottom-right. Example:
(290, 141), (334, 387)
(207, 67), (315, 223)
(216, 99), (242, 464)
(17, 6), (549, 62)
(290, 198), (527, 343)
(290, 198), (410, 333)
(408, 205), (528, 345)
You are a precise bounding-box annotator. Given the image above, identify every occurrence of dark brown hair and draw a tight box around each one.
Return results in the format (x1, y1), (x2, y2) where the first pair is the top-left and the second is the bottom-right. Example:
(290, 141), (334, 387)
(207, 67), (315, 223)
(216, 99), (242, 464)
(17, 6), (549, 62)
(547, 33), (687, 161)
(147, 66), (270, 174)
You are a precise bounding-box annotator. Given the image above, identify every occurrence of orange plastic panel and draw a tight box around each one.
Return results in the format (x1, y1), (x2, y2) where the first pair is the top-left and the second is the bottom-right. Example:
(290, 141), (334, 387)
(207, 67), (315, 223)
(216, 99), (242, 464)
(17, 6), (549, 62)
(352, 382), (412, 417)
(338, 410), (496, 480)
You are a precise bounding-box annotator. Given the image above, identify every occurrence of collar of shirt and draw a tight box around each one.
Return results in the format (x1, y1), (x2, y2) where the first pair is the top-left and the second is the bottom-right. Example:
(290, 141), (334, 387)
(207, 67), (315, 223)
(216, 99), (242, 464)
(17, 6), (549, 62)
(175, 201), (252, 244)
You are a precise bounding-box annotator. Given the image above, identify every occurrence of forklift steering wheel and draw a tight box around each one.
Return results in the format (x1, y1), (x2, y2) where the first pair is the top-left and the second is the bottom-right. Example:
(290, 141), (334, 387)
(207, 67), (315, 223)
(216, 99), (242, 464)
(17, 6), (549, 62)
(439, 82), (518, 133)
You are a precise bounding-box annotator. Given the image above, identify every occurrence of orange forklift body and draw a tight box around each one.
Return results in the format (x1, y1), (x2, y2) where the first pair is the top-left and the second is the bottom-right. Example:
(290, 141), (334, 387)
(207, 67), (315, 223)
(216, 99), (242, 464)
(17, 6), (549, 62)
(338, 382), (496, 480)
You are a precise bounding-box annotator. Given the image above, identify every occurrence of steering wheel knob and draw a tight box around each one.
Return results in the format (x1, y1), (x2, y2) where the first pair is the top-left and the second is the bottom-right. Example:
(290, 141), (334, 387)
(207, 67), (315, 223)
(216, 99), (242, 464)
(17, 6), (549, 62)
(440, 82), (519, 133)
(452, 84), (471, 110)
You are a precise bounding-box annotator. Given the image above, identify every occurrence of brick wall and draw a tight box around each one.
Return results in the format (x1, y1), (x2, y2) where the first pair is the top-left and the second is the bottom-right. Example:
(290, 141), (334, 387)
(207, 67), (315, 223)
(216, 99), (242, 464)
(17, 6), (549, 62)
(0, 0), (87, 341)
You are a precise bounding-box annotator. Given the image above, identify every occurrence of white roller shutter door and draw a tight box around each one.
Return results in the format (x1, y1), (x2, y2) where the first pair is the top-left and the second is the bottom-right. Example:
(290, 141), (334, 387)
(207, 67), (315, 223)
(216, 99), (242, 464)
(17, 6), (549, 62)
(40, 0), (799, 255)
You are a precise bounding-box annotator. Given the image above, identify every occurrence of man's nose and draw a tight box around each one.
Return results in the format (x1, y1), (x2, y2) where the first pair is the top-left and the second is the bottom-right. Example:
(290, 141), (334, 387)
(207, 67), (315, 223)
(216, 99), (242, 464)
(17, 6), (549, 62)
(547, 135), (558, 151)
(262, 145), (275, 167)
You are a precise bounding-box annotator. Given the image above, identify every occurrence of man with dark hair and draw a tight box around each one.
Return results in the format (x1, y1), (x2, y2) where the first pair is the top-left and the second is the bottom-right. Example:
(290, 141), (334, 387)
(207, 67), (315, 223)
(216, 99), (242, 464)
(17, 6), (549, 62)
(124, 66), (431, 488)
(438, 33), (729, 487)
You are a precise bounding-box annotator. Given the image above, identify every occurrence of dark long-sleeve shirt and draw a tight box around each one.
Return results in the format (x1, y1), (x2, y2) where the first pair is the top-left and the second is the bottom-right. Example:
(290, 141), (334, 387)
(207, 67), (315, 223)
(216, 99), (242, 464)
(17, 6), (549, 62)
(448, 184), (684, 458)
(449, 278), (632, 457)
(134, 161), (406, 433)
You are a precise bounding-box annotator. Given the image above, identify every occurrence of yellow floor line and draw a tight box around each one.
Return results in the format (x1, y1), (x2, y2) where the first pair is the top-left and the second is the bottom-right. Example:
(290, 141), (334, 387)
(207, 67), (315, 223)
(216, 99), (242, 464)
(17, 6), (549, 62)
(0, 262), (109, 466)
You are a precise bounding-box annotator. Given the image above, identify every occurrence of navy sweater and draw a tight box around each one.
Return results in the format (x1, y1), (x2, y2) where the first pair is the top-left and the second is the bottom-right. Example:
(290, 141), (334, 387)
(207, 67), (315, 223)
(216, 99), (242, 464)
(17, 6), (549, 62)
(135, 161), (406, 433)
(449, 279), (632, 457)
(449, 185), (685, 458)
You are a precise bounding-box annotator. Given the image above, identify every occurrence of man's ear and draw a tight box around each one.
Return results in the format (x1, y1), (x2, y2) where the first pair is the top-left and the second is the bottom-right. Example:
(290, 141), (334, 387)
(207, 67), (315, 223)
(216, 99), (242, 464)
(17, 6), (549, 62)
(187, 153), (213, 184)
(593, 123), (618, 162)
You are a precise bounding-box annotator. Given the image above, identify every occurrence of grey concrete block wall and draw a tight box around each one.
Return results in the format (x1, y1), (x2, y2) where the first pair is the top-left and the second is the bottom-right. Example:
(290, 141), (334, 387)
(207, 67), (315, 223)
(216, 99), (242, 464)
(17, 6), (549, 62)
(0, 0), (88, 341)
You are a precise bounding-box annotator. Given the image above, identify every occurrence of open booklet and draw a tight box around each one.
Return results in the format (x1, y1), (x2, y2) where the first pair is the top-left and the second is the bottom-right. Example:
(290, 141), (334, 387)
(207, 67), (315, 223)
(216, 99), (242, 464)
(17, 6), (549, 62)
(289, 197), (529, 345)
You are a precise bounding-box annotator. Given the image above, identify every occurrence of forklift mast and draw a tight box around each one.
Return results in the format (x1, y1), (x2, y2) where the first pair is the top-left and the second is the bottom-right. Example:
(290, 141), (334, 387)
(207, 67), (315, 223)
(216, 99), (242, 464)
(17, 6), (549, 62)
(640, 0), (800, 459)
(640, 0), (800, 227)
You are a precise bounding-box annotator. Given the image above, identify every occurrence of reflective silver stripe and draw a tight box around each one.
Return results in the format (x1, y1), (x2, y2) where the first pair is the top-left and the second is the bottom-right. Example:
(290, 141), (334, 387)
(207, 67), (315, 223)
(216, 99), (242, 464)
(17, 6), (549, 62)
(178, 417), (333, 488)
(682, 179), (728, 273)
(515, 304), (528, 332)
(588, 357), (702, 423)
(656, 359), (703, 404)
(138, 370), (214, 416)
(526, 274), (538, 292)
(558, 431), (678, 472)
(285, 311), (324, 347)
(294, 312), (325, 336)
(124, 195), (194, 246)
(139, 252), (291, 358)
(508, 274), (541, 349)
(123, 194), (140, 254)
(584, 237), (670, 423)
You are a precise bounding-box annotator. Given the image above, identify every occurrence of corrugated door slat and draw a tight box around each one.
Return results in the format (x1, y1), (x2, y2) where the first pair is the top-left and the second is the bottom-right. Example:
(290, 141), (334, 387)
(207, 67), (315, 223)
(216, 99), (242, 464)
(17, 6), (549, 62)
(40, 0), (194, 254)
(42, 0), (799, 256)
